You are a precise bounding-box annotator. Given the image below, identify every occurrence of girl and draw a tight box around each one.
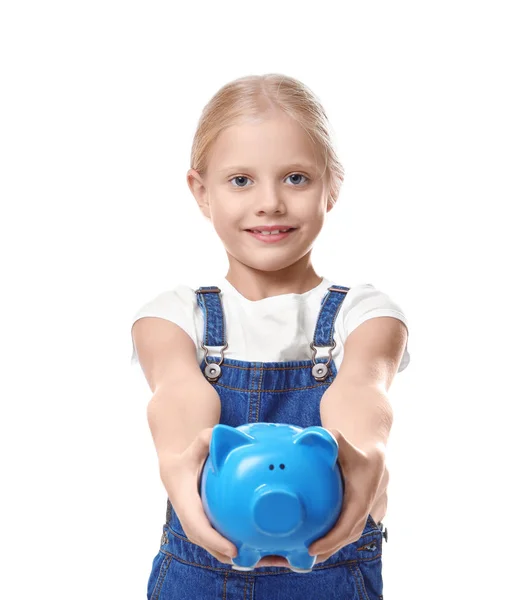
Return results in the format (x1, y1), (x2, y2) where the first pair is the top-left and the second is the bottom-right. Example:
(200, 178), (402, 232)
(131, 73), (410, 599)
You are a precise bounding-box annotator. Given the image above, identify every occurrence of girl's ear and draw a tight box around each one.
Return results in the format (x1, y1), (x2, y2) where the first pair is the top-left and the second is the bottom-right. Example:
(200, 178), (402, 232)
(187, 169), (211, 220)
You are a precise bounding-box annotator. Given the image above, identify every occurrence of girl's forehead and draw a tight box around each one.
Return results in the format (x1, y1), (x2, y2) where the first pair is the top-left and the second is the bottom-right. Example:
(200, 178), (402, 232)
(207, 118), (323, 171)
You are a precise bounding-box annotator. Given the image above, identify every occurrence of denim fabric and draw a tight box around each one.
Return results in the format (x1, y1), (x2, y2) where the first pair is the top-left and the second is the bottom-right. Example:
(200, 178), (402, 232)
(147, 284), (385, 600)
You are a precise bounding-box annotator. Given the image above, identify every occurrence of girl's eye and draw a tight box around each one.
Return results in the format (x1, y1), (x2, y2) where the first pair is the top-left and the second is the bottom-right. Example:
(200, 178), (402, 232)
(286, 173), (308, 186)
(230, 175), (251, 187)
(228, 173), (309, 188)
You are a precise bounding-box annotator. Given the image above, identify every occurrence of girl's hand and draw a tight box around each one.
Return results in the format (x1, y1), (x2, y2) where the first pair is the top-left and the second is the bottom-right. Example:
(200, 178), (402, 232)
(159, 427), (239, 565)
(307, 428), (387, 564)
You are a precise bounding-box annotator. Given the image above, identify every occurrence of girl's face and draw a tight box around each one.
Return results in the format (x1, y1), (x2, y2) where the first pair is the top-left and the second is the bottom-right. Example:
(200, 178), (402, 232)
(188, 112), (332, 273)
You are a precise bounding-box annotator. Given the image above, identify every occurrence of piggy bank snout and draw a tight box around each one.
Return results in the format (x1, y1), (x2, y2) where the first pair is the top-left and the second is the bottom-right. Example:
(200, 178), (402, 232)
(252, 489), (303, 536)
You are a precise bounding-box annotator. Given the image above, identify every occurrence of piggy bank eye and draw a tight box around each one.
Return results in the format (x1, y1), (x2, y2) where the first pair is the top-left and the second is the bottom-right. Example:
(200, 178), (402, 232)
(279, 464), (285, 469)
(269, 464), (274, 470)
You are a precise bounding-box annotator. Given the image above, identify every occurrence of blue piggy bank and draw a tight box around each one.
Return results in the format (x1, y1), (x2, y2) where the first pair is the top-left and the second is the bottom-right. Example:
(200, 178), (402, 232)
(199, 422), (344, 572)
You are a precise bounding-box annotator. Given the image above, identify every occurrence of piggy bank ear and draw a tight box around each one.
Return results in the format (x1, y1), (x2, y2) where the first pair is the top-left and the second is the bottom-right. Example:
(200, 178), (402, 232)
(292, 426), (339, 467)
(210, 425), (255, 473)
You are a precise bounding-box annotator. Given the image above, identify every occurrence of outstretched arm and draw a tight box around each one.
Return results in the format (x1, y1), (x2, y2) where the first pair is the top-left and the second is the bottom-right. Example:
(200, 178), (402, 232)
(320, 316), (407, 451)
(309, 316), (408, 561)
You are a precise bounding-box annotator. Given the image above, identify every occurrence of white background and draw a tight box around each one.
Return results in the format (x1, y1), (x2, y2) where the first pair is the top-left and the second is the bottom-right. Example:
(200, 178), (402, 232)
(1, 1), (528, 598)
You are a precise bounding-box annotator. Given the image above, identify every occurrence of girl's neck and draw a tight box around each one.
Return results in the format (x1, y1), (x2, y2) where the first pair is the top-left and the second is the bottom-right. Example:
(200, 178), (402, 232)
(224, 261), (323, 302)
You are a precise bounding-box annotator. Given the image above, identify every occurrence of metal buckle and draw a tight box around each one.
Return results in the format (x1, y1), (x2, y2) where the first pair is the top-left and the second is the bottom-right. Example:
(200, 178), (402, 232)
(310, 339), (336, 380)
(201, 341), (228, 381)
(310, 339), (336, 366)
(201, 341), (228, 361)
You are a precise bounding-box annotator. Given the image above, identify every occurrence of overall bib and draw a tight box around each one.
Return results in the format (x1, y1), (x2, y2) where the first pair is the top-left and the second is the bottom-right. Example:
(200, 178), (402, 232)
(147, 284), (388, 600)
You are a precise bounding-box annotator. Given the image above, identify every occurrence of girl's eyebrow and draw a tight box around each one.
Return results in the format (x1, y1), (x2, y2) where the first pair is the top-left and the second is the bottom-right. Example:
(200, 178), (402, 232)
(219, 162), (318, 174)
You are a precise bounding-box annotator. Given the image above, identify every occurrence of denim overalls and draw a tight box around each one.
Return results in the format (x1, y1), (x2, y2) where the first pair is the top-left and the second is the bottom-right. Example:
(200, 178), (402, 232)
(147, 284), (388, 600)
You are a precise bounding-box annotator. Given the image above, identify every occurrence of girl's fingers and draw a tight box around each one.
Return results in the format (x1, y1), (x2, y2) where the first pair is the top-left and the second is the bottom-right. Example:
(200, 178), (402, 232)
(181, 482), (238, 558)
(313, 547), (338, 564)
(207, 549), (235, 565)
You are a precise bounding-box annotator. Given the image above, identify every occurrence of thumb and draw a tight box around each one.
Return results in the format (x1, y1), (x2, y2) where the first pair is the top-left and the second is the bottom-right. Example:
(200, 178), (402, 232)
(187, 427), (213, 462)
(191, 427), (214, 486)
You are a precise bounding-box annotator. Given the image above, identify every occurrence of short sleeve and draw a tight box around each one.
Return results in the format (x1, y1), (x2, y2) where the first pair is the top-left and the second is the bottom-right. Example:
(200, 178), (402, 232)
(130, 287), (197, 365)
(343, 284), (410, 373)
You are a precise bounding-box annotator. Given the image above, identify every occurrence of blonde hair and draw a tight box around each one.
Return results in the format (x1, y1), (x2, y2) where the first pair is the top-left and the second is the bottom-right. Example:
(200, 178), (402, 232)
(190, 74), (345, 207)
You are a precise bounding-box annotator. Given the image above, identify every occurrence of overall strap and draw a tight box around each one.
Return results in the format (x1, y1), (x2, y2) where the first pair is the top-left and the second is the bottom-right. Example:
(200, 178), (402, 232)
(313, 284), (350, 347)
(194, 286), (226, 347)
(310, 285), (350, 381)
(194, 286), (228, 383)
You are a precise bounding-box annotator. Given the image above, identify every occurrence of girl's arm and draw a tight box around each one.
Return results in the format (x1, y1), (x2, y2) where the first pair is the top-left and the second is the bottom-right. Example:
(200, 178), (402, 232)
(307, 316), (407, 560)
(133, 317), (238, 563)
(132, 317), (221, 463)
(320, 316), (407, 451)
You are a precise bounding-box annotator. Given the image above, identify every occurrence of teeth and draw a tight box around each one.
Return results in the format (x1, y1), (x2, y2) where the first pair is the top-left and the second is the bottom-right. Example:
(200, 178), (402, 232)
(252, 229), (291, 235)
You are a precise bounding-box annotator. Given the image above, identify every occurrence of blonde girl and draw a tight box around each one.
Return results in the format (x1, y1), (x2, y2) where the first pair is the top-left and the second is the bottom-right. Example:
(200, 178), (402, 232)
(131, 73), (409, 599)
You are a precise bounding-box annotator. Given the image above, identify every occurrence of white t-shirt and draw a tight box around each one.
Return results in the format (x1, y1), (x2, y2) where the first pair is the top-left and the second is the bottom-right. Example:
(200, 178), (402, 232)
(130, 276), (410, 373)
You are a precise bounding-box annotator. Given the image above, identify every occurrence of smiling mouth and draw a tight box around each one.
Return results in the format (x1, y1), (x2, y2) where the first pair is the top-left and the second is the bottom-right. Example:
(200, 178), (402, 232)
(245, 228), (297, 234)
(244, 228), (297, 242)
